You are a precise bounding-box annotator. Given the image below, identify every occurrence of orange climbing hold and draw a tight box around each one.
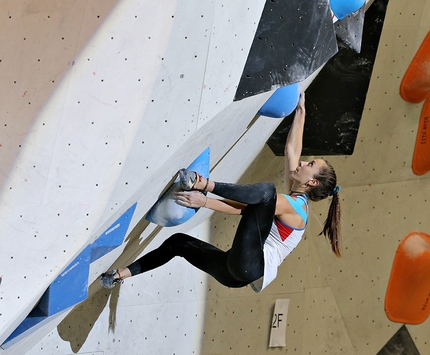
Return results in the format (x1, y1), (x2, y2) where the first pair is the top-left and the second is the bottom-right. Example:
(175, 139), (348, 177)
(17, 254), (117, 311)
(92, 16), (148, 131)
(385, 231), (430, 324)
(400, 31), (430, 103)
(400, 31), (430, 175)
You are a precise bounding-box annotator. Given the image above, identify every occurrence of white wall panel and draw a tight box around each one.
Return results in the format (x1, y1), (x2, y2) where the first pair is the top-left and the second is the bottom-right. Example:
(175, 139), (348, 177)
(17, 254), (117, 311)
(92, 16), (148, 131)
(0, 0), (178, 345)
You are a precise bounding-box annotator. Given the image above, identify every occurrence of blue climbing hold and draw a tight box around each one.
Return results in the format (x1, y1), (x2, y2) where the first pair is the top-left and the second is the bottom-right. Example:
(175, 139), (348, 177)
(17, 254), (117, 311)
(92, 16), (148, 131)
(258, 83), (300, 118)
(330, 0), (365, 20)
(146, 148), (210, 227)
(90, 203), (137, 262)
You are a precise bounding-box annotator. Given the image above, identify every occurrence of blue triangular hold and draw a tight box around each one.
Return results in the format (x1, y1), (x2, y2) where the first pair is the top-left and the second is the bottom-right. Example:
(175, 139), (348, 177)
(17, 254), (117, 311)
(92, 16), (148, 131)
(330, 0), (365, 20)
(258, 83), (300, 118)
(38, 245), (91, 316)
(90, 202), (137, 262)
(146, 148), (210, 227)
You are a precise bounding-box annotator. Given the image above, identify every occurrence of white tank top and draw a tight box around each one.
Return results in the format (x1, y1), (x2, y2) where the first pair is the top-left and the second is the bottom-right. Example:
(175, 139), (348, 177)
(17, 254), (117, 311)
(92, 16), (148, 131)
(251, 194), (308, 293)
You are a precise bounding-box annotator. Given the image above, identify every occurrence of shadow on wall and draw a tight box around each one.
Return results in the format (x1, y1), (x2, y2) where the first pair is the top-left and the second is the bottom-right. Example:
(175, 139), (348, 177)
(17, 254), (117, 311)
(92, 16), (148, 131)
(57, 284), (116, 353)
(57, 219), (162, 352)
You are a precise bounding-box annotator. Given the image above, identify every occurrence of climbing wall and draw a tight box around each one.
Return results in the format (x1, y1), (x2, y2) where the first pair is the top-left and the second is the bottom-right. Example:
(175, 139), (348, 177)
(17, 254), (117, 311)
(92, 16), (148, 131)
(3, 0), (430, 355)
(0, 0), (271, 352)
(200, 1), (430, 354)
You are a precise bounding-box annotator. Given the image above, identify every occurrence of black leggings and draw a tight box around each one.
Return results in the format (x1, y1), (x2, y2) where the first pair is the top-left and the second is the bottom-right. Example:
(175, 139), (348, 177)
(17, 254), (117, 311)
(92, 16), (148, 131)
(128, 182), (277, 288)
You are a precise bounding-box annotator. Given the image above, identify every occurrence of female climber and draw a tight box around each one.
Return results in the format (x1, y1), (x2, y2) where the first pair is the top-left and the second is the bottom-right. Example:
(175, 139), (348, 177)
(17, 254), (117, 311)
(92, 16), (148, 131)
(100, 92), (341, 292)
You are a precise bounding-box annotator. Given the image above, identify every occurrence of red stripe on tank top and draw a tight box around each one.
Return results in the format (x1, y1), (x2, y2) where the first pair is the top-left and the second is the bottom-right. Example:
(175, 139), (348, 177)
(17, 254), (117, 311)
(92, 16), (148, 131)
(275, 218), (293, 242)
